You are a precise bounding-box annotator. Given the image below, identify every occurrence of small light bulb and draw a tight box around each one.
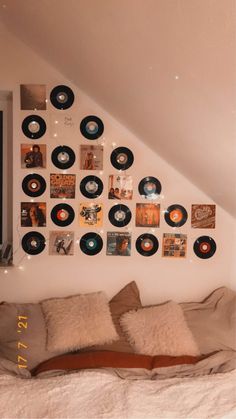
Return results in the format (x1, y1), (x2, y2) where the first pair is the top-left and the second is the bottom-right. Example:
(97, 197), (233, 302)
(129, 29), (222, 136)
(100, 229), (104, 234)
(76, 239), (80, 244)
(54, 120), (59, 124)
(45, 99), (48, 103)
(175, 75), (179, 80)
(112, 142), (117, 147)
(27, 255), (31, 260)
(18, 266), (24, 271)
(53, 133), (58, 137)
(30, 199), (34, 203)
(99, 171), (103, 175)
(3, 269), (8, 274)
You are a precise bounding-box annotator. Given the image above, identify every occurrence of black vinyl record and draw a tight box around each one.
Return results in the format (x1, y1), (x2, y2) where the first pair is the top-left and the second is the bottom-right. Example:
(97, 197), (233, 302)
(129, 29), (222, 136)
(80, 115), (104, 140)
(80, 175), (103, 199)
(21, 231), (46, 255)
(22, 174), (46, 197)
(110, 147), (134, 170)
(136, 233), (159, 256)
(164, 204), (188, 227)
(22, 115), (46, 139)
(51, 203), (75, 227)
(80, 232), (103, 255)
(108, 204), (132, 227)
(51, 145), (75, 169)
(193, 236), (216, 259)
(138, 177), (162, 199)
(50, 85), (74, 110)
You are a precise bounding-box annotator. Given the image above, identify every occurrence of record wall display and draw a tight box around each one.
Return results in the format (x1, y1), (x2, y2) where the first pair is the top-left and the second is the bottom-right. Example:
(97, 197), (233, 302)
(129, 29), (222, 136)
(80, 175), (103, 199)
(80, 115), (104, 140)
(22, 115), (47, 139)
(50, 85), (74, 110)
(193, 236), (216, 259)
(136, 233), (159, 256)
(108, 204), (132, 227)
(21, 231), (46, 255)
(164, 204), (188, 227)
(80, 232), (103, 255)
(51, 145), (76, 169)
(138, 176), (162, 199)
(110, 147), (134, 170)
(51, 203), (75, 227)
(22, 173), (46, 197)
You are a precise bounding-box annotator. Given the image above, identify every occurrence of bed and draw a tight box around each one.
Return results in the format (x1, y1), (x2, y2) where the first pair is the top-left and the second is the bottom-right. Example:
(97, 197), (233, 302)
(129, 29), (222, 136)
(0, 282), (235, 419)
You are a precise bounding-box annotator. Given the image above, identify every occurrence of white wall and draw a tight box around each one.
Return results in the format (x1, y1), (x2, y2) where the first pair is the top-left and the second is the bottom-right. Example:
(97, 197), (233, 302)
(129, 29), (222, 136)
(0, 23), (235, 304)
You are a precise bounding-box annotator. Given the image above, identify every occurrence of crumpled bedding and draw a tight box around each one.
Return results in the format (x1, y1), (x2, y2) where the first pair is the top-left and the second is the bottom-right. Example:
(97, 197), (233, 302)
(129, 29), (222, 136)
(0, 367), (235, 419)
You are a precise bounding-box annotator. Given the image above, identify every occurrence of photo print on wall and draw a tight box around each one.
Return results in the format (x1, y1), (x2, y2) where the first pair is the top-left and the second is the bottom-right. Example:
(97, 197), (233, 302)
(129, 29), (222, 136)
(50, 113), (76, 140)
(80, 145), (103, 170)
(108, 175), (133, 200)
(49, 231), (74, 256)
(50, 174), (76, 199)
(106, 232), (131, 256)
(20, 84), (46, 110)
(162, 233), (187, 258)
(191, 204), (216, 228)
(21, 144), (46, 169)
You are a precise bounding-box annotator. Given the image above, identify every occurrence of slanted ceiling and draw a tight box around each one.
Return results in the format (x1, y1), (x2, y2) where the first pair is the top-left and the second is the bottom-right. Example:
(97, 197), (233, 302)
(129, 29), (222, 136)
(0, 0), (235, 217)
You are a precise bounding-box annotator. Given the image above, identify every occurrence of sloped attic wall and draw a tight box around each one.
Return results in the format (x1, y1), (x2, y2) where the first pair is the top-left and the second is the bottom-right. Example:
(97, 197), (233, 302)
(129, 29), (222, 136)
(0, 23), (235, 303)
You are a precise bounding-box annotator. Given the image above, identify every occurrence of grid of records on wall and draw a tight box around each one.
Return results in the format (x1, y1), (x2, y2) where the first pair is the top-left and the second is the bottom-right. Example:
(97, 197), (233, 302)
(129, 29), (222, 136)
(19, 84), (217, 259)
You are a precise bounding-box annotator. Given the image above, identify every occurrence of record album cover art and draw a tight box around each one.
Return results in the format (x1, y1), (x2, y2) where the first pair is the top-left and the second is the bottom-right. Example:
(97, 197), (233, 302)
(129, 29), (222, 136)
(108, 175), (133, 200)
(106, 232), (131, 256)
(49, 231), (74, 255)
(162, 233), (187, 258)
(191, 205), (216, 228)
(136, 203), (160, 227)
(50, 174), (76, 199)
(80, 145), (103, 170)
(21, 144), (46, 169)
(21, 202), (46, 227)
(79, 203), (103, 227)
(50, 113), (76, 140)
(20, 84), (46, 110)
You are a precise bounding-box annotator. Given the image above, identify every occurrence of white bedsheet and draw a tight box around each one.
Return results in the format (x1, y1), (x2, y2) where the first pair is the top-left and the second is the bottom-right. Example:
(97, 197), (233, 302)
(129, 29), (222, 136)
(0, 369), (235, 419)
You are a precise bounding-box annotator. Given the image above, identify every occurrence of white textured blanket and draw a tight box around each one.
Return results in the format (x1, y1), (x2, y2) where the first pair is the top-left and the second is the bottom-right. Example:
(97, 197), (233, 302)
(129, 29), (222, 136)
(0, 369), (235, 419)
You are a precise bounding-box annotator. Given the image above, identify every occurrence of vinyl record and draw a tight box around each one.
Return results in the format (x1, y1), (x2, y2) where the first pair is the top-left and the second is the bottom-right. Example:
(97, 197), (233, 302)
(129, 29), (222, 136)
(136, 233), (159, 256)
(110, 147), (134, 170)
(51, 203), (75, 227)
(193, 236), (216, 259)
(21, 231), (46, 255)
(50, 85), (74, 110)
(22, 174), (46, 197)
(80, 175), (103, 199)
(80, 232), (103, 256)
(80, 115), (104, 140)
(108, 204), (132, 227)
(51, 145), (75, 169)
(138, 177), (162, 199)
(22, 115), (46, 139)
(164, 204), (188, 227)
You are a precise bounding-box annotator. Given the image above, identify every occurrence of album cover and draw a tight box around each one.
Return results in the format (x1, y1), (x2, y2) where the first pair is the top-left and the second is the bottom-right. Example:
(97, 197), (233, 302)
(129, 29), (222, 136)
(49, 231), (74, 256)
(162, 233), (187, 258)
(106, 232), (131, 256)
(108, 175), (133, 200)
(191, 204), (216, 228)
(136, 203), (160, 227)
(80, 145), (103, 170)
(20, 84), (46, 110)
(50, 174), (76, 199)
(21, 202), (46, 227)
(49, 113), (75, 140)
(21, 144), (46, 169)
(79, 203), (103, 227)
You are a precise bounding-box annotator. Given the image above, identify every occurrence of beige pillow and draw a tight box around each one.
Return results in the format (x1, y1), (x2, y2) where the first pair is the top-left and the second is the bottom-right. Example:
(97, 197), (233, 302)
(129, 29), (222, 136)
(181, 287), (236, 354)
(41, 292), (119, 353)
(85, 281), (142, 353)
(0, 302), (59, 373)
(120, 301), (200, 356)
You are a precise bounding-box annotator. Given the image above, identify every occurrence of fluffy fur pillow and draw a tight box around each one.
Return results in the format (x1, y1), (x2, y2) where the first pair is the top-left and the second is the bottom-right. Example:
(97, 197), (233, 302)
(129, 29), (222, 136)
(41, 292), (118, 353)
(120, 301), (200, 357)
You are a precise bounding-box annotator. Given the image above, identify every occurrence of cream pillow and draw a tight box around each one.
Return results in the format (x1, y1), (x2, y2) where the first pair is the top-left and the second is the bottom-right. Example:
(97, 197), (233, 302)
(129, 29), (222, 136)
(41, 292), (118, 353)
(120, 301), (200, 356)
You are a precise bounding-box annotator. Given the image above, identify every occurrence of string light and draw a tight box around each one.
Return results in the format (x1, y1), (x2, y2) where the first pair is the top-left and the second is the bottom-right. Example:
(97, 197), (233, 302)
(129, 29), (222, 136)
(3, 269), (8, 274)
